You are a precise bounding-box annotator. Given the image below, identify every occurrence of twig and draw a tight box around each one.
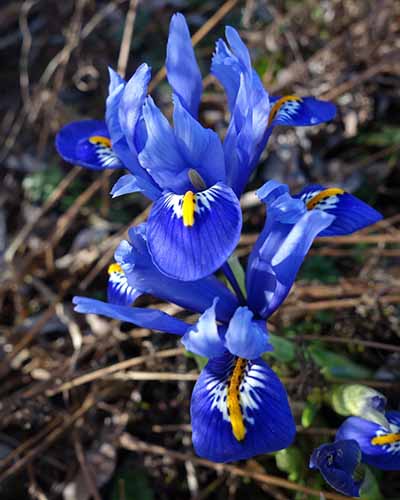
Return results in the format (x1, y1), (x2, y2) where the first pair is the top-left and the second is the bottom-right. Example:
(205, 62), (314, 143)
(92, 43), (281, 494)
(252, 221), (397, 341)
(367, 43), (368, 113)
(117, 0), (139, 78)
(19, 0), (38, 112)
(5, 167), (81, 262)
(79, 204), (150, 290)
(0, 396), (95, 483)
(283, 294), (400, 313)
(119, 434), (349, 500)
(73, 431), (102, 500)
(46, 347), (184, 396)
(299, 335), (400, 353)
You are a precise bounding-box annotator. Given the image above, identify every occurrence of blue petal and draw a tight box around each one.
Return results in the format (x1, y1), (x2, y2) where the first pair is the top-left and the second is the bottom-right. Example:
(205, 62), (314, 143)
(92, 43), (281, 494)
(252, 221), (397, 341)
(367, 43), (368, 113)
(138, 96), (189, 193)
(173, 96), (225, 187)
(268, 96), (336, 127)
(211, 27), (253, 111)
(107, 263), (140, 305)
(246, 185), (334, 317)
(106, 68), (126, 148)
(224, 307), (272, 359)
(191, 353), (295, 462)
(211, 39), (242, 111)
(166, 13), (202, 118)
(146, 183), (242, 281)
(213, 32), (269, 196)
(336, 413), (400, 470)
(181, 298), (225, 358)
(110, 174), (161, 200)
(296, 184), (383, 236)
(115, 225), (238, 322)
(73, 297), (189, 335)
(119, 63), (151, 155)
(55, 120), (123, 170)
(310, 440), (362, 497)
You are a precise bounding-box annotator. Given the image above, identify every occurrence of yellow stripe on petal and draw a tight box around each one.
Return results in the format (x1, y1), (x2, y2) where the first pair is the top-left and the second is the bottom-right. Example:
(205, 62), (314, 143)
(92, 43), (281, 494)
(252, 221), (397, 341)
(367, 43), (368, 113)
(227, 357), (247, 441)
(306, 188), (344, 210)
(182, 191), (196, 227)
(108, 263), (122, 275)
(89, 135), (112, 148)
(371, 433), (400, 446)
(268, 95), (302, 126)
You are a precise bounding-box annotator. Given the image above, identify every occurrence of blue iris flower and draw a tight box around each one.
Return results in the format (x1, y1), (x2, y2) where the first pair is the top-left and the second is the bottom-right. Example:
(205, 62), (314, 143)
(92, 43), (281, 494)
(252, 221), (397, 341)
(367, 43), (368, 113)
(336, 411), (400, 470)
(211, 27), (337, 197)
(71, 178), (382, 462)
(56, 13), (336, 282)
(310, 440), (364, 497)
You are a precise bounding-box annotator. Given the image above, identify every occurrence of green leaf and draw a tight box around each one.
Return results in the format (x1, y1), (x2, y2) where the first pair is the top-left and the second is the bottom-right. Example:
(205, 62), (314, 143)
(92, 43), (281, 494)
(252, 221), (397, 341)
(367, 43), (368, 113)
(185, 350), (208, 370)
(265, 334), (296, 363)
(112, 469), (154, 500)
(275, 447), (304, 482)
(301, 400), (319, 428)
(308, 344), (373, 380)
(360, 466), (383, 500)
(227, 254), (247, 298)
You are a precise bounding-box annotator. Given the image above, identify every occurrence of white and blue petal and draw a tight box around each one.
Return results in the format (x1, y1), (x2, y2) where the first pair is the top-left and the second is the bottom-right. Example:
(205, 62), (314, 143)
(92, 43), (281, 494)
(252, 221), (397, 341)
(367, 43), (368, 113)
(296, 184), (382, 236)
(166, 13), (202, 118)
(73, 297), (189, 335)
(173, 96), (225, 187)
(310, 440), (363, 497)
(146, 183), (242, 281)
(115, 225), (239, 322)
(268, 95), (336, 128)
(107, 262), (140, 306)
(224, 307), (272, 360)
(191, 353), (295, 462)
(181, 298), (225, 358)
(336, 412), (400, 470)
(56, 120), (123, 170)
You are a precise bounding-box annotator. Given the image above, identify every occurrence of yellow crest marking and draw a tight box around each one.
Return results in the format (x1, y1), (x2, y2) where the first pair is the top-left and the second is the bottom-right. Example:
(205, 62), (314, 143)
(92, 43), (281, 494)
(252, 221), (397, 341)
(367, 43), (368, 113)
(108, 263), (122, 275)
(182, 191), (196, 227)
(306, 188), (344, 210)
(371, 433), (400, 446)
(227, 357), (247, 441)
(268, 95), (302, 126)
(89, 135), (112, 148)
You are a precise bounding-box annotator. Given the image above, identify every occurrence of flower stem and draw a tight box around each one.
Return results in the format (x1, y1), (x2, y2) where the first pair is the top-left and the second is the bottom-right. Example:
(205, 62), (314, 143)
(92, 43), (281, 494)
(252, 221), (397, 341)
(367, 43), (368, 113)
(221, 262), (246, 305)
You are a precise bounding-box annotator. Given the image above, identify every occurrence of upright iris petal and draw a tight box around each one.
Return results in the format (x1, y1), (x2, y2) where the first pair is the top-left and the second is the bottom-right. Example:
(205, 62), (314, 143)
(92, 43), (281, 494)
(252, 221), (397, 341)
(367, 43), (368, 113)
(212, 27), (270, 197)
(181, 298), (226, 358)
(336, 412), (400, 470)
(166, 13), (202, 118)
(224, 307), (271, 360)
(309, 440), (364, 497)
(191, 352), (295, 462)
